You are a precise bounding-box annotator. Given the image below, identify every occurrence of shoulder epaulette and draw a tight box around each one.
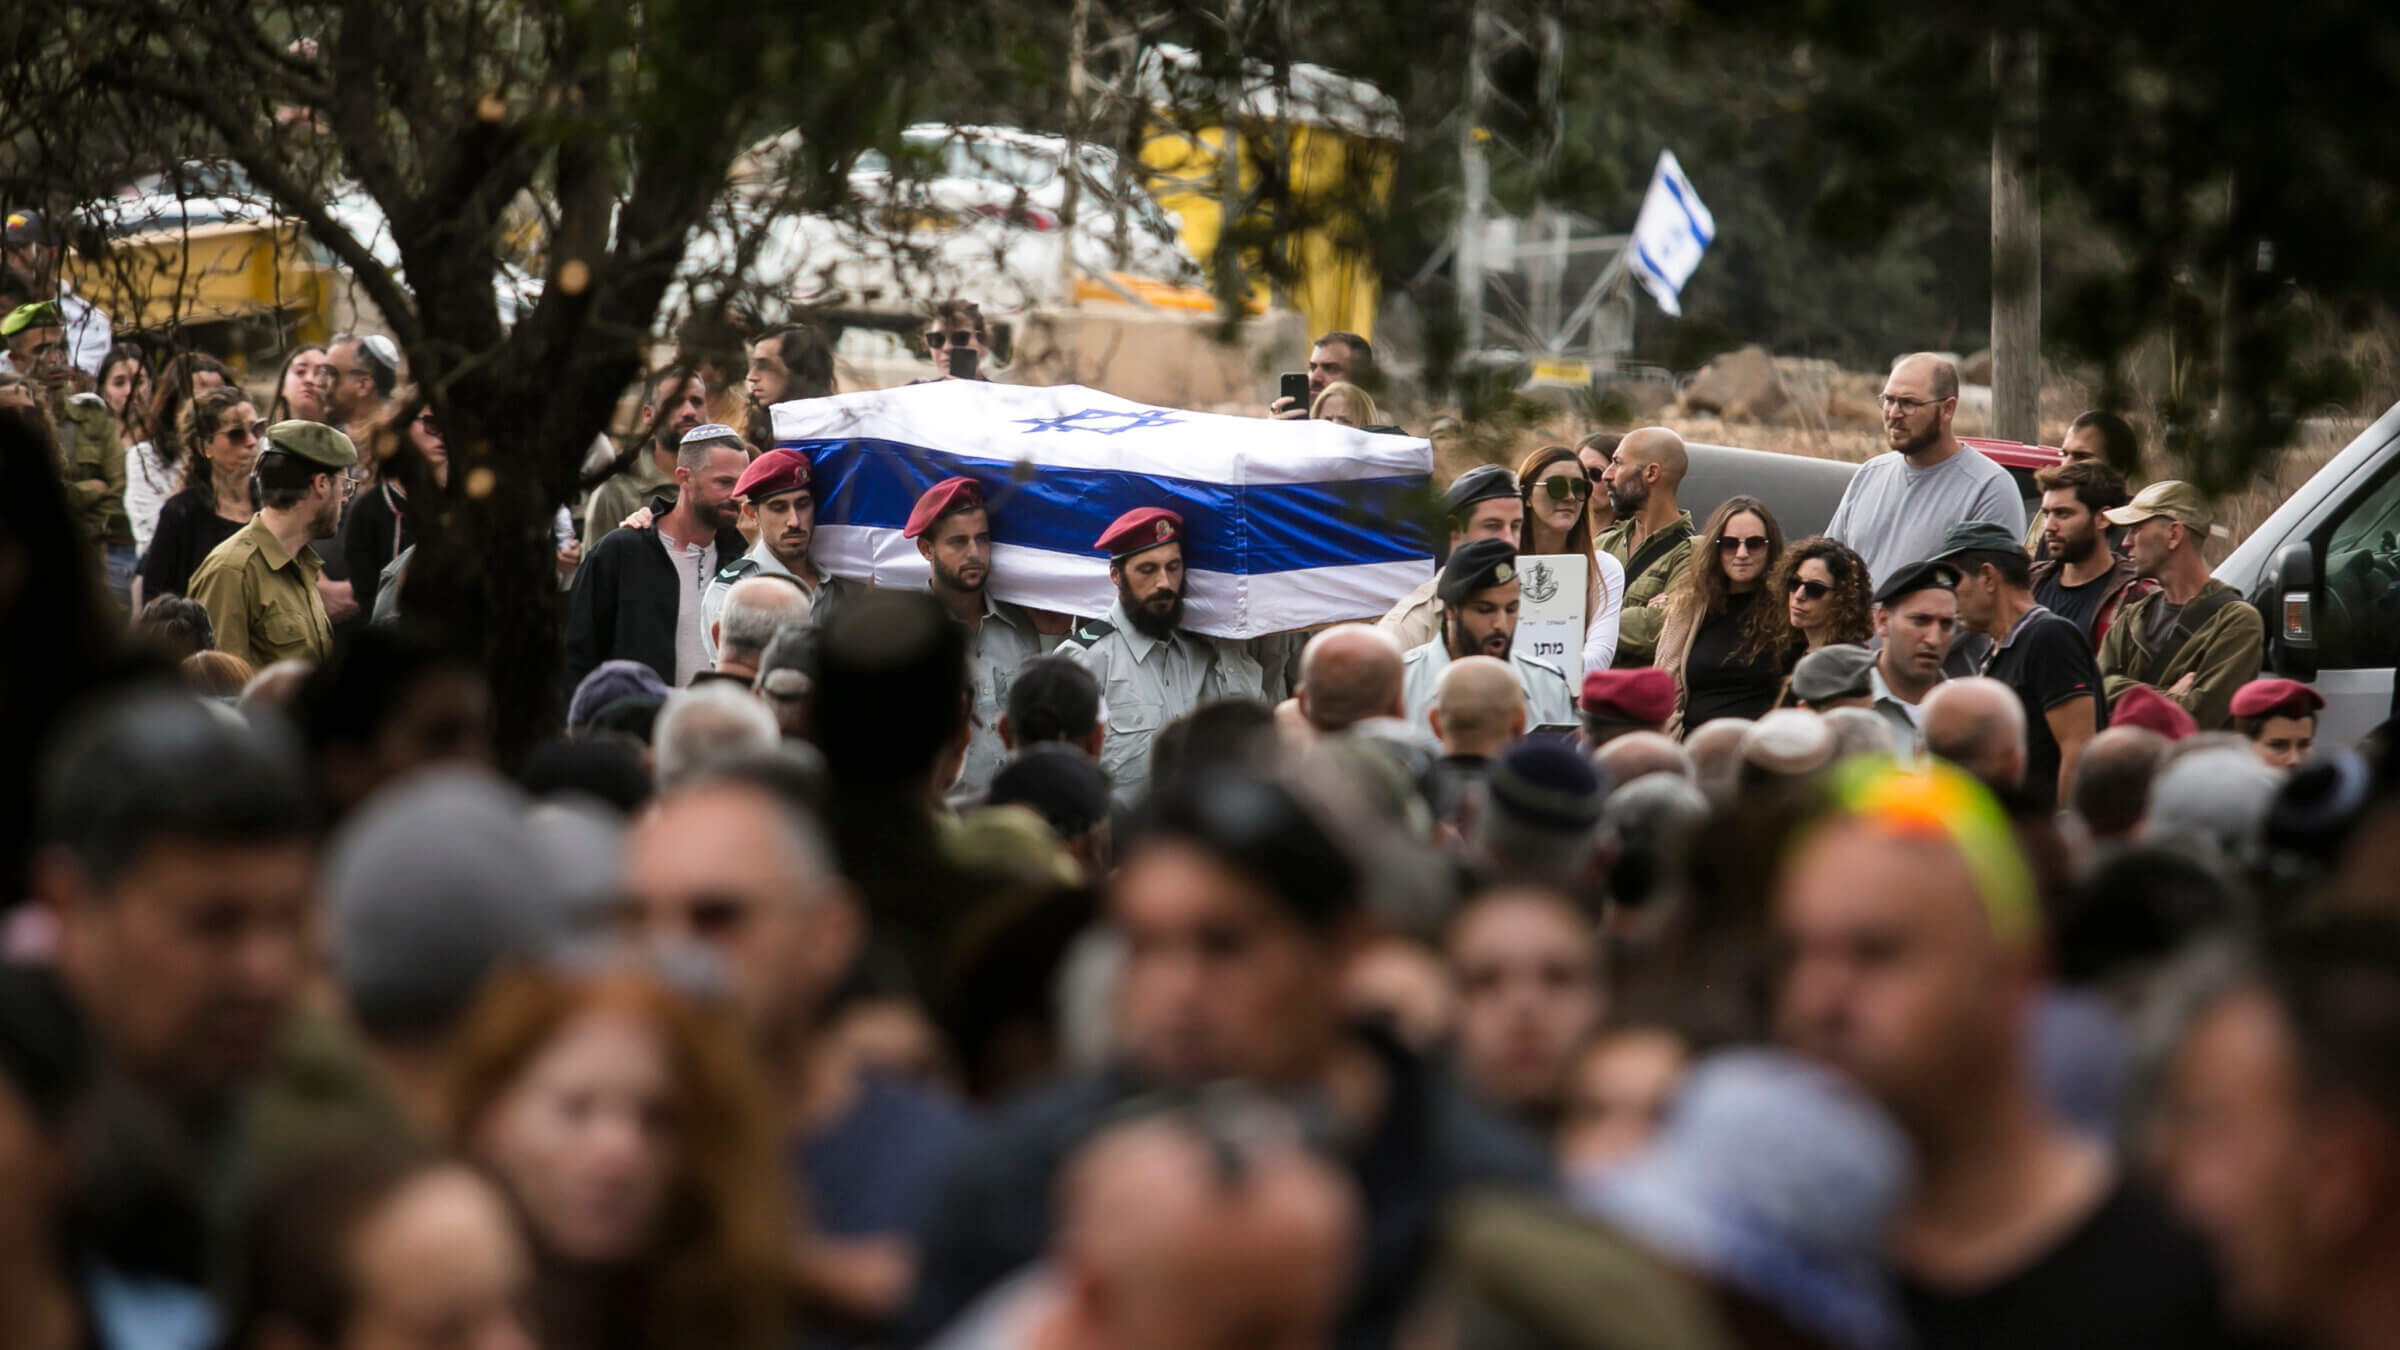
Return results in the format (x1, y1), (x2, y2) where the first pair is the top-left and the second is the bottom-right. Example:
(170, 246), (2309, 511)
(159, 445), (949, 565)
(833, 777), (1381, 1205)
(715, 557), (763, 584)
(1066, 618), (1115, 647)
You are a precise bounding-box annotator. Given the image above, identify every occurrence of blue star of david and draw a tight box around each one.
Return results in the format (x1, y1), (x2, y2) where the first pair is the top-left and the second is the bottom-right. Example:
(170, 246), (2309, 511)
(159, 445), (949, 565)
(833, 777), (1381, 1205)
(1016, 407), (1186, 436)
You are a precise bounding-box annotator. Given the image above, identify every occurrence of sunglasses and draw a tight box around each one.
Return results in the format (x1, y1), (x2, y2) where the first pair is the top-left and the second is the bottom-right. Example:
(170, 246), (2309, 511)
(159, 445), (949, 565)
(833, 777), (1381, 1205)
(1534, 475), (1593, 502)
(923, 329), (978, 349)
(1786, 577), (1832, 599)
(1718, 535), (1772, 555)
(221, 420), (266, 444)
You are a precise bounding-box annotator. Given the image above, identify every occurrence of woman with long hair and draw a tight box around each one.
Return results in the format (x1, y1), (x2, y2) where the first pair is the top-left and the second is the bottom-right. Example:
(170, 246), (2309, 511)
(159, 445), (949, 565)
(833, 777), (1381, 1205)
(133, 386), (258, 605)
(1774, 536), (1875, 654)
(269, 343), (336, 424)
(1656, 495), (1800, 736)
(1516, 443), (1627, 672)
(445, 964), (789, 1350)
(97, 343), (151, 449)
(343, 388), (446, 616)
(123, 352), (231, 558)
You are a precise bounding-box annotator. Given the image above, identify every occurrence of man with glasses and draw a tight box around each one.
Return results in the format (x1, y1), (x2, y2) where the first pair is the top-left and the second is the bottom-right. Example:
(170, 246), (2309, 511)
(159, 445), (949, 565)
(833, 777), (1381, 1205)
(1826, 353), (2026, 588)
(3, 301), (126, 591)
(188, 421), (358, 669)
(324, 332), (399, 442)
(922, 299), (991, 381)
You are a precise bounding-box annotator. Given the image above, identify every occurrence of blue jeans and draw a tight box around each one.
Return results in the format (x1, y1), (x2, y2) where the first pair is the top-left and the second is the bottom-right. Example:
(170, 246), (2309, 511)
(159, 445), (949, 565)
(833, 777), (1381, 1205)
(104, 540), (136, 609)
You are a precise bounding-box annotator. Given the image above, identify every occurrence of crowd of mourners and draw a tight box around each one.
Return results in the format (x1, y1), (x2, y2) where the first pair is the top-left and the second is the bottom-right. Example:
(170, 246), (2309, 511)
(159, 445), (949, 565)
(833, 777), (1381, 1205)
(5, 213), (2400, 1350)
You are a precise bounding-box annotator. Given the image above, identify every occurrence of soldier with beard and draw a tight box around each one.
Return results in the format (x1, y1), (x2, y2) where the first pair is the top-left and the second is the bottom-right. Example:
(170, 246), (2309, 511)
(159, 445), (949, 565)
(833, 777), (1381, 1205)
(1061, 507), (1261, 804)
(908, 476), (1054, 806)
(701, 447), (852, 655)
(1400, 538), (1576, 730)
(565, 424), (751, 689)
(189, 421), (357, 669)
(1826, 353), (2026, 586)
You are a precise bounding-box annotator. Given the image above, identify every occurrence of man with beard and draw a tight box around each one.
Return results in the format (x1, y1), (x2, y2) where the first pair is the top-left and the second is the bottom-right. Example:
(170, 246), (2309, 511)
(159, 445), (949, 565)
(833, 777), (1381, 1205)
(1378, 465), (1524, 651)
(189, 421), (357, 669)
(1400, 538), (1576, 731)
(581, 365), (709, 554)
(702, 446), (851, 655)
(2028, 461), (2153, 647)
(566, 423), (751, 689)
(1594, 427), (1696, 667)
(1826, 353), (2026, 586)
(907, 476), (1053, 806)
(1061, 507), (1262, 804)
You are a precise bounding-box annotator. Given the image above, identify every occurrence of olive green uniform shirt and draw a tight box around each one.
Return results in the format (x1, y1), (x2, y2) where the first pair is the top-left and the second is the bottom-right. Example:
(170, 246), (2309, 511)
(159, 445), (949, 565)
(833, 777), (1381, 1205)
(1594, 509), (1696, 667)
(53, 390), (128, 545)
(189, 515), (333, 669)
(581, 451), (677, 554)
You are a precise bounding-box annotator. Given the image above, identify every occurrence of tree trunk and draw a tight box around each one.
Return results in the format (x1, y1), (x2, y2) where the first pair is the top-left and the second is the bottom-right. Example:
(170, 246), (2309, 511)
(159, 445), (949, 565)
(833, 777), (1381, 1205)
(1989, 30), (2041, 444)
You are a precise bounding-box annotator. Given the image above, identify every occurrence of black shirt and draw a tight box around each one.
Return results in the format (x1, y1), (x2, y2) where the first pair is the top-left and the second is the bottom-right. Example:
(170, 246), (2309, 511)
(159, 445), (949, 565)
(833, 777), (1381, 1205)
(138, 489), (245, 600)
(1682, 588), (1795, 730)
(1980, 604), (2105, 810)
(2033, 568), (2112, 642)
(343, 481), (412, 619)
(1900, 1178), (2229, 1350)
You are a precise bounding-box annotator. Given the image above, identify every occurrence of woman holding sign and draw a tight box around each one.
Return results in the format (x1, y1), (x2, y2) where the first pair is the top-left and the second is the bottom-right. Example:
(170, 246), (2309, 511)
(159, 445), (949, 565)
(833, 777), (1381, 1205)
(1655, 495), (1802, 736)
(1516, 444), (1627, 674)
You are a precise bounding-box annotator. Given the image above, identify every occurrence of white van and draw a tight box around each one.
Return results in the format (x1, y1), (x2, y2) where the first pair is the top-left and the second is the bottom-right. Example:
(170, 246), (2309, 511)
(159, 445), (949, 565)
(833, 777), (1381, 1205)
(2215, 401), (2400, 746)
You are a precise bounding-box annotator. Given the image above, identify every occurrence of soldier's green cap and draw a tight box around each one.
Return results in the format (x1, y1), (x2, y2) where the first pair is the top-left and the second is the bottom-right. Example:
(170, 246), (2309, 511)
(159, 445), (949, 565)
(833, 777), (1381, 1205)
(2103, 479), (2215, 531)
(0, 301), (61, 338)
(263, 419), (360, 469)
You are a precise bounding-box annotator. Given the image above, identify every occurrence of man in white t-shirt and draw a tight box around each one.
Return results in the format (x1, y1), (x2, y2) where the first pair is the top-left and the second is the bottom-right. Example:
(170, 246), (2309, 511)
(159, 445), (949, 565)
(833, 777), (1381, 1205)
(1827, 353), (2026, 587)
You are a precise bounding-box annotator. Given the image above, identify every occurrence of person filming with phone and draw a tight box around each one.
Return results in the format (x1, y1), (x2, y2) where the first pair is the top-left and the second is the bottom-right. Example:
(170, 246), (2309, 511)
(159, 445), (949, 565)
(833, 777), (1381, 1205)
(1268, 331), (1373, 419)
(922, 299), (992, 381)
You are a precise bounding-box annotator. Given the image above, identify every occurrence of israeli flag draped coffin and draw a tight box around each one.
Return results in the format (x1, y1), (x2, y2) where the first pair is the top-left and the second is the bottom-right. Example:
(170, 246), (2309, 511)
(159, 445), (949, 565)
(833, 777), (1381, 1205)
(772, 381), (1434, 639)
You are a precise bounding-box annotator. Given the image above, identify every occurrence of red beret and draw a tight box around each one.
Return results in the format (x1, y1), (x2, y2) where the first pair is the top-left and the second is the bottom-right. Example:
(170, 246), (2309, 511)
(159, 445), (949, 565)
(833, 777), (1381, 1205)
(1096, 507), (1183, 560)
(1580, 666), (1677, 727)
(2228, 677), (2324, 721)
(2111, 684), (2196, 741)
(905, 476), (987, 540)
(733, 449), (811, 503)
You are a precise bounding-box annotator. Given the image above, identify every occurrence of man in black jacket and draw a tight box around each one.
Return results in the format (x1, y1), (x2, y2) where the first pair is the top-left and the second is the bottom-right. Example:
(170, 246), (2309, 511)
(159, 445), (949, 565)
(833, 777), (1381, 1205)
(565, 424), (750, 690)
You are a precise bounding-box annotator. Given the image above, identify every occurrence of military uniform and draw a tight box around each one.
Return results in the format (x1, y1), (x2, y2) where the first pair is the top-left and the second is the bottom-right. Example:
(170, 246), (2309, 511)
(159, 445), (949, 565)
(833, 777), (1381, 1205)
(580, 451), (676, 555)
(1399, 638), (1575, 732)
(187, 421), (357, 670)
(1595, 509), (1697, 667)
(946, 591), (1057, 807)
(1062, 599), (1260, 804)
(701, 544), (851, 658)
(52, 390), (126, 548)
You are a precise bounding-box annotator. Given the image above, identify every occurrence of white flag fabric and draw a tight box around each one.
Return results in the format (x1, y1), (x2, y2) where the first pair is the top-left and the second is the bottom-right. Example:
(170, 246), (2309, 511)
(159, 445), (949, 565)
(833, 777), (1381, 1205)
(770, 381), (1434, 639)
(1629, 150), (1715, 317)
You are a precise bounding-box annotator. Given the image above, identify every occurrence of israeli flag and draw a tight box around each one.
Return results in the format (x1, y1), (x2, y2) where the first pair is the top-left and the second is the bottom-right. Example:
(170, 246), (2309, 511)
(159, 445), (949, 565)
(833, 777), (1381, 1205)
(772, 382), (1433, 639)
(1628, 150), (1715, 317)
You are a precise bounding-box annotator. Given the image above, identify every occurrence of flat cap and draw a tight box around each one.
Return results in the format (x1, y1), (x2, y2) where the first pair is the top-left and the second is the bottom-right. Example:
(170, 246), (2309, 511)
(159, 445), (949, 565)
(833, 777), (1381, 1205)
(2104, 479), (2221, 534)
(3, 209), (60, 247)
(0, 301), (60, 338)
(1437, 537), (1519, 605)
(1096, 506), (1183, 560)
(1927, 520), (2026, 565)
(263, 419), (359, 469)
(2229, 677), (2324, 721)
(1581, 666), (1677, 727)
(679, 421), (744, 449)
(1790, 643), (1877, 705)
(1443, 464), (1520, 516)
(2112, 684), (2196, 740)
(904, 475), (986, 539)
(733, 448), (811, 503)
(1873, 558), (1960, 608)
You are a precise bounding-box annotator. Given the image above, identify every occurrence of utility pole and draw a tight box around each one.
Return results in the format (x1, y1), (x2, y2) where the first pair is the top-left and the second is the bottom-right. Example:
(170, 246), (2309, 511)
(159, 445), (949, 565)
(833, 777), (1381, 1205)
(1055, 0), (1092, 300)
(1458, 0), (1492, 353)
(1990, 30), (2041, 444)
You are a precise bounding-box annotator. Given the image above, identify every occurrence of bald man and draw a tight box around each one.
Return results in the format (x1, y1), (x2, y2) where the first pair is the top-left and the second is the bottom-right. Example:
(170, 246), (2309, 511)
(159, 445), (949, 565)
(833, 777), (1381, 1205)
(1775, 762), (2226, 1348)
(710, 573), (812, 683)
(1923, 676), (2029, 796)
(1826, 353), (2026, 585)
(1594, 729), (1692, 787)
(1594, 427), (1695, 667)
(1424, 654), (1525, 824)
(1294, 624), (1406, 736)
(926, 1110), (1359, 1350)
(1683, 716), (1751, 805)
(2070, 725), (2167, 843)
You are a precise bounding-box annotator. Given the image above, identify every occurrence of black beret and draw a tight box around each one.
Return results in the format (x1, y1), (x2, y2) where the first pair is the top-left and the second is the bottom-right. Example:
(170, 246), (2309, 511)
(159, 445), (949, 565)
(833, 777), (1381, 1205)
(1442, 465), (1519, 516)
(1873, 559), (1961, 608)
(1437, 536), (1521, 605)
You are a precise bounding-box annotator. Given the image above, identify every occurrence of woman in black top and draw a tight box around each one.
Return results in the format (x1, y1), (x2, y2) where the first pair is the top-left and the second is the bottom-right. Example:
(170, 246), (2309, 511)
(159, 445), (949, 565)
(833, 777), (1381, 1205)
(136, 387), (260, 605)
(1659, 494), (1800, 735)
(344, 389), (446, 618)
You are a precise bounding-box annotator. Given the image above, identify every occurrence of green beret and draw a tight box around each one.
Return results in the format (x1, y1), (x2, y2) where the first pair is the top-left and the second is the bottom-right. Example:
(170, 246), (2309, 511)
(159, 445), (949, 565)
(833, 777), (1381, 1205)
(264, 419), (360, 469)
(0, 302), (61, 338)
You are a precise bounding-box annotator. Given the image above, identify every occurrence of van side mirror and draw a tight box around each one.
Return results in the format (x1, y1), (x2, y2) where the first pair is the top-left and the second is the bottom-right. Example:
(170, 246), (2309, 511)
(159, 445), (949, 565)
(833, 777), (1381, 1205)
(2273, 539), (2318, 680)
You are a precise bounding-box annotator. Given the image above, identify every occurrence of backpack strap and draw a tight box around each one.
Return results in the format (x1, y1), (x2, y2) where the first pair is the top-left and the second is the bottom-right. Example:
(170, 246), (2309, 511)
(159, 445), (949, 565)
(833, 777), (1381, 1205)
(1624, 519), (1696, 583)
(2139, 586), (2241, 687)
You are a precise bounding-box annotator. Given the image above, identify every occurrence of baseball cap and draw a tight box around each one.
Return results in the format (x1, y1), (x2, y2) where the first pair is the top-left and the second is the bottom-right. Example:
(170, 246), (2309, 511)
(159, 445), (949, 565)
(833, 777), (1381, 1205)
(3, 209), (60, 247)
(2103, 480), (2222, 535)
(0, 301), (61, 339)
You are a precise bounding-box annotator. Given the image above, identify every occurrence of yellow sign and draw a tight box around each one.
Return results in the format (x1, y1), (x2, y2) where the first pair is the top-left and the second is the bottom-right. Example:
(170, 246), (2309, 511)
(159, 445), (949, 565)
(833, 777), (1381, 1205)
(1527, 358), (1592, 389)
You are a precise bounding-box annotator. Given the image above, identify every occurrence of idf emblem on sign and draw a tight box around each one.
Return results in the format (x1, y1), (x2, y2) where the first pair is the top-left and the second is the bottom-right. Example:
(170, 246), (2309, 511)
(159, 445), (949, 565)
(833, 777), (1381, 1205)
(1523, 560), (1559, 605)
